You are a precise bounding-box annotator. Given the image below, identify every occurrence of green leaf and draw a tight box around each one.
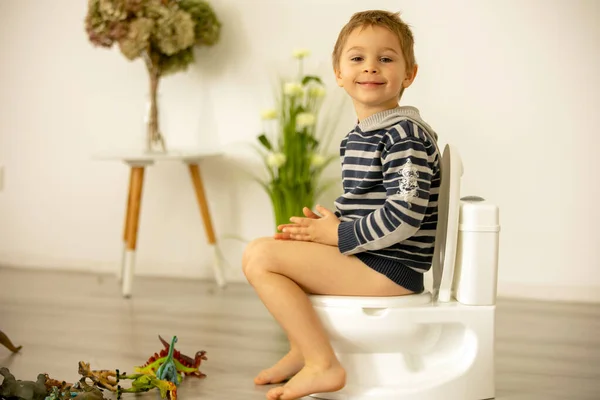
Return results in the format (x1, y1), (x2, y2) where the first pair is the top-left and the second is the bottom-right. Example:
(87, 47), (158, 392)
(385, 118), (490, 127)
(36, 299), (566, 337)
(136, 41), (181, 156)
(302, 75), (324, 86)
(307, 135), (319, 150)
(257, 133), (273, 151)
(248, 142), (276, 182)
(251, 176), (271, 193)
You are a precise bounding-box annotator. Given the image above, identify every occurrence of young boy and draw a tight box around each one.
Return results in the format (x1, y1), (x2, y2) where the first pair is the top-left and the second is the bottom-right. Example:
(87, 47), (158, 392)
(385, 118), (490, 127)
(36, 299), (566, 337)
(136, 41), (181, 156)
(242, 9), (441, 400)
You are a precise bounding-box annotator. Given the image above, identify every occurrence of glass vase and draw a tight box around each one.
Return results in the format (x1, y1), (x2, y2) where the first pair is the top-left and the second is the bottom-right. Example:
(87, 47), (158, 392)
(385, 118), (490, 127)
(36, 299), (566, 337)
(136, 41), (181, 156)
(143, 92), (167, 154)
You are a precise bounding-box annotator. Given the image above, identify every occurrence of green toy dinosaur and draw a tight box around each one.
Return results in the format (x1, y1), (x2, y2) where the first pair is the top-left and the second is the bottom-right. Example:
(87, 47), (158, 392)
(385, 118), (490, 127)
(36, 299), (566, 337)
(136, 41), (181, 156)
(115, 372), (176, 400)
(135, 355), (202, 378)
(155, 336), (180, 386)
(134, 336), (197, 384)
(134, 335), (207, 379)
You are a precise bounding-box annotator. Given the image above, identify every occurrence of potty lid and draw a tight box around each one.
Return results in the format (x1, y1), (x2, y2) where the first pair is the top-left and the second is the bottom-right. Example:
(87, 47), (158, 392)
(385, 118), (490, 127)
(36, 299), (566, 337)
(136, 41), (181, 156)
(431, 144), (463, 303)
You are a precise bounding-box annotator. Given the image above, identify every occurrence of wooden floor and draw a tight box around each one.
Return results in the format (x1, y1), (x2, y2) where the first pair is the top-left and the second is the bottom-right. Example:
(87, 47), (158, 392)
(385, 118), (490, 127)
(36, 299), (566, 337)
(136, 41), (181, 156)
(0, 267), (599, 400)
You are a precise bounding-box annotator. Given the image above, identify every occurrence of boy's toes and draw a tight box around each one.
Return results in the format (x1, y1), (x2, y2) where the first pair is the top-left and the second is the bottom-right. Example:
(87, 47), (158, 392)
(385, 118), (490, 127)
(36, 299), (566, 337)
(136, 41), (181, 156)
(266, 386), (284, 400)
(254, 370), (271, 385)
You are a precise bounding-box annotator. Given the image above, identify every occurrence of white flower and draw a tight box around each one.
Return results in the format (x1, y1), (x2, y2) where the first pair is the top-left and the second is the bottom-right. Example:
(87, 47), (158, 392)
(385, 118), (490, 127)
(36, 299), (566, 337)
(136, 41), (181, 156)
(260, 108), (277, 120)
(293, 48), (311, 59)
(267, 152), (286, 168)
(284, 82), (304, 97)
(310, 154), (326, 168)
(296, 113), (316, 129)
(308, 86), (326, 98)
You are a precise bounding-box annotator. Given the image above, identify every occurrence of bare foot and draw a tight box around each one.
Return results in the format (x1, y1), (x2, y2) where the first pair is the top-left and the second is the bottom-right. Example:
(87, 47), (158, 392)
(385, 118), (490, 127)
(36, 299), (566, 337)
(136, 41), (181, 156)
(266, 362), (346, 400)
(254, 351), (304, 385)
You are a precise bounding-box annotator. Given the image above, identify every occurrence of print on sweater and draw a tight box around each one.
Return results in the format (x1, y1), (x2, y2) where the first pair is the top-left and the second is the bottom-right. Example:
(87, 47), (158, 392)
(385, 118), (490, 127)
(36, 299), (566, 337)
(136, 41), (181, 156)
(397, 158), (419, 205)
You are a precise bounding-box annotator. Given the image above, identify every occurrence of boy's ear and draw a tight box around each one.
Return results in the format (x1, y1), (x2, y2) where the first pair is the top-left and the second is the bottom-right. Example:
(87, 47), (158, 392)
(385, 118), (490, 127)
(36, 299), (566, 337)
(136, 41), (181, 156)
(403, 64), (419, 88)
(334, 68), (344, 87)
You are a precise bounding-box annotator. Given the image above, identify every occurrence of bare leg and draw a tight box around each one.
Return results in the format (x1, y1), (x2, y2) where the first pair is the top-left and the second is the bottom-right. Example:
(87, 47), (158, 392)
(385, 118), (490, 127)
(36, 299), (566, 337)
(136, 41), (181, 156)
(242, 238), (412, 400)
(254, 336), (303, 384)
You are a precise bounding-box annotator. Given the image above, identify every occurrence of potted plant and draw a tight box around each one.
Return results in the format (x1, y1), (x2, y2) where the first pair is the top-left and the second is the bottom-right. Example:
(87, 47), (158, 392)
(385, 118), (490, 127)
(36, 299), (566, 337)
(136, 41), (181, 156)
(253, 49), (340, 230)
(85, 0), (222, 153)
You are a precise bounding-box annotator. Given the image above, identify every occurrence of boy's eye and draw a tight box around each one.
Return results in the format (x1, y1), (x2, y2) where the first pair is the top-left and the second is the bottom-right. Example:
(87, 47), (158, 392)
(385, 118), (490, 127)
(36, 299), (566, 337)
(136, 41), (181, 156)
(350, 56), (363, 62)
(380, 57), (393, 63)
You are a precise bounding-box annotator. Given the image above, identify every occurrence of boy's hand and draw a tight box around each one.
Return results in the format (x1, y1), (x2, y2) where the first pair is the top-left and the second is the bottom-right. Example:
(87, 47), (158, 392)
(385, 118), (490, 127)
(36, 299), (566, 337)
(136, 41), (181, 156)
(275, 206), (320, 240)
(274, 205), (340, 246)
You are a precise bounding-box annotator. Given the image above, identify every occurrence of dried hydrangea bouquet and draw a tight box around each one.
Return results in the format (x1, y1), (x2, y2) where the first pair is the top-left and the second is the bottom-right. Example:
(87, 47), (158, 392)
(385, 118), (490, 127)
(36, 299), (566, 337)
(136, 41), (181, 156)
(85, 0), (221, 152)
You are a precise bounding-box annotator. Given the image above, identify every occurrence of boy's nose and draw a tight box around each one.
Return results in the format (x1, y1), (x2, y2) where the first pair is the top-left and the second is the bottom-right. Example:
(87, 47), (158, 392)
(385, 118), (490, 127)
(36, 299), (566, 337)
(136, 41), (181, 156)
(363, 66), (378, 73)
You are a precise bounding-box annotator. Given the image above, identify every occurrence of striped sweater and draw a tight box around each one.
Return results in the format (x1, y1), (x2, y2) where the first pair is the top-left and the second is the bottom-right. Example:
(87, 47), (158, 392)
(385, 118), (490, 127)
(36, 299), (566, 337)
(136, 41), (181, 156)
(334, 106), (441, 292)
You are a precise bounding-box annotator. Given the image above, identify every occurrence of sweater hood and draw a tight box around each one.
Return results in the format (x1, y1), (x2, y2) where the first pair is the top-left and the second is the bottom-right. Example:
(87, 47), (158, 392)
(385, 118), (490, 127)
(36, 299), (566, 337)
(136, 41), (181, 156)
(357, 106), (439, 142)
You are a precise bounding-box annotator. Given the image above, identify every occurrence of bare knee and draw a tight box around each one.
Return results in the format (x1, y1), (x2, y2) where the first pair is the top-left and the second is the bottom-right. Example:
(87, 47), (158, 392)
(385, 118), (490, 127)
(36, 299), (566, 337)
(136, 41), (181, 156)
(242, 237), (275, 282)
(242, 237), (272, 269)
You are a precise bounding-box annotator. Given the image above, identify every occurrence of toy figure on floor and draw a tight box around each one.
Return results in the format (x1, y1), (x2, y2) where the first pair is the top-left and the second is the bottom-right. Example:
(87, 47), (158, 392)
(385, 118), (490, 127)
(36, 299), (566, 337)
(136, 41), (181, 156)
(1, 367), (124, 400)
(0, 330), (22, 353)
(77, 335), (206, 399)
(0, 368), (47, 400)
(0, 365), (175, 400)
(77, 361), (176, 400)
(45, 380), (106, 400)
(115, 372), (177, 400)
(135, 335), (208, 379)
(155, 336), (179, 385)
(0, 335), (205, 400)
(0, 368), (82, 400)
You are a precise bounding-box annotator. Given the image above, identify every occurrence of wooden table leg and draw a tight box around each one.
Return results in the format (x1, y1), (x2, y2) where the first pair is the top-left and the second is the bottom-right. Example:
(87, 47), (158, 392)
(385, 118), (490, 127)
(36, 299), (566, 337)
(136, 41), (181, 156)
(119, 168), (135, 283)
(188, 163), (226, 288)
(122, 166), (146, 298)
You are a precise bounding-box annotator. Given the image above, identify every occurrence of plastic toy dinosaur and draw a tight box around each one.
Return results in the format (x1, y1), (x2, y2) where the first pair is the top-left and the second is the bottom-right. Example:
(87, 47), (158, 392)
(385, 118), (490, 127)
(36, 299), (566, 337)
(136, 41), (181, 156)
(155, 336), (180, 385)
(158, 335), (207, 378)
(157, 335), (207, 377)
(44, 386), (70, 400)
(135, 335), (207, 378)
(115, 372), (176, 400)
(42, 375), (74, 400)
(72, 380), (107, 400)
(43, 376), (72, 394)
(45, 380), (107, 400)
(77, 362), (118, 392)
(0, 330), (22, 353)
(75, 363), (176, 400)
(0, 368), (47, 400)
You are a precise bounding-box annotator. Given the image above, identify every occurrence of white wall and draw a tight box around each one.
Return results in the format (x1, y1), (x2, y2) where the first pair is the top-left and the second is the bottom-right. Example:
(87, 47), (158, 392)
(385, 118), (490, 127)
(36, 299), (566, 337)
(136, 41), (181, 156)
(0, 0), (598, 302)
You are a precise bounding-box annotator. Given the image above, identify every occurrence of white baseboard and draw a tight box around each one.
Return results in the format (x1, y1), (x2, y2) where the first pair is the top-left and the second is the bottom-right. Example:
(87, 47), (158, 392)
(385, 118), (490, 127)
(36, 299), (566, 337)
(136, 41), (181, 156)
(497, 281), (600, 303)
(1, 254), (598, 303)
(0, 253), (247, 283)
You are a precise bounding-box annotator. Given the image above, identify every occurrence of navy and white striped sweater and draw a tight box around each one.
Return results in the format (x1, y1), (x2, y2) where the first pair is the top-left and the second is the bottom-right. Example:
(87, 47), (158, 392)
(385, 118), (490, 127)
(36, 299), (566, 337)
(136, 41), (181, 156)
(334, 106), (441, 292)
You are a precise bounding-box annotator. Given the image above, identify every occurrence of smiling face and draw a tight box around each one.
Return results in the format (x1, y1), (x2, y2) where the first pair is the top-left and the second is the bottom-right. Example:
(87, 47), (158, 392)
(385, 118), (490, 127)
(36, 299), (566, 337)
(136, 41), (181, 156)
(335, 25), (418, 121)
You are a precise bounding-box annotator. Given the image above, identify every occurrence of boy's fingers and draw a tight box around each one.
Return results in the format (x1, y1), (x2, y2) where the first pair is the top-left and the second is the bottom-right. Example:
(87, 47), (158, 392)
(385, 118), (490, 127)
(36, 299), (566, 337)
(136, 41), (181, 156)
(316, 204), (333, 216)
(282, 226), (303, 234)
(303, 207), (320, 219)
(278, 223), (299, 231)
(273, 232), (292, 240)
(290, 234), (311, 241)
(290, 217), (310, 225)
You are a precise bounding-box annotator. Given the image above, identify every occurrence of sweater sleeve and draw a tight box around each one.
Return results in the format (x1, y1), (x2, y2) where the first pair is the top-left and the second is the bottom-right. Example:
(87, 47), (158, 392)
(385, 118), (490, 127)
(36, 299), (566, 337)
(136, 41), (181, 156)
(334, 134), (349, 220)
(337, 135), (433, 255)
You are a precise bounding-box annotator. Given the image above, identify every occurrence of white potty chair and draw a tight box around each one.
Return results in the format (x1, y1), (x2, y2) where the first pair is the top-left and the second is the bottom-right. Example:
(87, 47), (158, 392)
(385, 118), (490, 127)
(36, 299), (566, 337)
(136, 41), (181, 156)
(308, 144), (500, 400)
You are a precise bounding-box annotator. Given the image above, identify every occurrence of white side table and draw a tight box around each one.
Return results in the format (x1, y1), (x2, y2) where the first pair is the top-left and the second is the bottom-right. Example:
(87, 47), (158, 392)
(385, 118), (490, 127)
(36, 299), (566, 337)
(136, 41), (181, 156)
(95, 150), (226, 297)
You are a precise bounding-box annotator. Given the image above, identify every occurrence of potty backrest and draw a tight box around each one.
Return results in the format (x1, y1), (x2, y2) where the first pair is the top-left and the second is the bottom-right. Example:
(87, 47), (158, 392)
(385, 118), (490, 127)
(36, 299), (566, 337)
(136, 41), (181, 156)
(431, 144), (464, 303)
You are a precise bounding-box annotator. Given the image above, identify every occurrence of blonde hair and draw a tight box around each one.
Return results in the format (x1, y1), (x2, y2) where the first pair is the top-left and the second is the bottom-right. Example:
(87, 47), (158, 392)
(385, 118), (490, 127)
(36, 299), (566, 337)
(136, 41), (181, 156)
(332, 10), (416, 72)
